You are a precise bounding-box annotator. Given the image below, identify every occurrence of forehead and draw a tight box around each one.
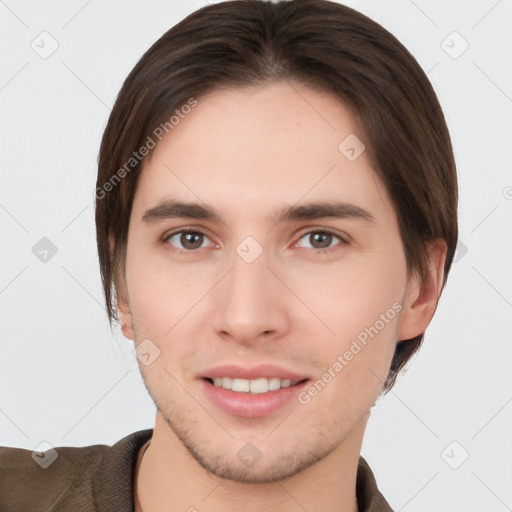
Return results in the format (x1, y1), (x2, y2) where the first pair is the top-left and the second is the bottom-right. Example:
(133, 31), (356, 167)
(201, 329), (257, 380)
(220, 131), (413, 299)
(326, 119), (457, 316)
(131, 82), (392, 223)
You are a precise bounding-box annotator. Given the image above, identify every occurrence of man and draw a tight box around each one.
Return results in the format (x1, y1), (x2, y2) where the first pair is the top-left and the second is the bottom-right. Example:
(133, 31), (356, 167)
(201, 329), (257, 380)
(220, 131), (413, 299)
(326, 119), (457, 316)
(0, 1), (457, 510)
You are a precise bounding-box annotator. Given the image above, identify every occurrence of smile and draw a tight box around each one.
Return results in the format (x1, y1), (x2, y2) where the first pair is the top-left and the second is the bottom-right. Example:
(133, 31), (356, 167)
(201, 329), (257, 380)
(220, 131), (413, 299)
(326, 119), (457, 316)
(206, 377), (301, 394)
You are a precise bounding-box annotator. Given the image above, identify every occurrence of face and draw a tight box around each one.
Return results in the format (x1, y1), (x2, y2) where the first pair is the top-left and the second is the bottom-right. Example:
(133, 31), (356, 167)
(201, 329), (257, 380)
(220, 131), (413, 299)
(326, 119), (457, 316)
(118, 82), (431, 483)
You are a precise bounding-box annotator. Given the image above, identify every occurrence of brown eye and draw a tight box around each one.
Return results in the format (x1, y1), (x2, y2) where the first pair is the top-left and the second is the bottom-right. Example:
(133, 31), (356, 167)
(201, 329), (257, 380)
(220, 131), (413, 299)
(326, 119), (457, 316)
(296, 231), (344, 251)
(310, 232), (332, 249)
(167, 231), (209, 251)
(181, 232), (203, 249)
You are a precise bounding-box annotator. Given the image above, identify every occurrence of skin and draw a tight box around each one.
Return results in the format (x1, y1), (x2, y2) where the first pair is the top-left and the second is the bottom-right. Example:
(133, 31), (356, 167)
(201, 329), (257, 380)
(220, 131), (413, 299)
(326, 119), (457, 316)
(116, 82), (446, 512)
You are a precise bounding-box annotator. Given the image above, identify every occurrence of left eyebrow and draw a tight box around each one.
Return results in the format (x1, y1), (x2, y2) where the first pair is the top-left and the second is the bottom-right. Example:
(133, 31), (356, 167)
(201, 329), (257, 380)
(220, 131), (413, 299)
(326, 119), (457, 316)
(141, 198), (375, 225)
(275, 201), (374, 223)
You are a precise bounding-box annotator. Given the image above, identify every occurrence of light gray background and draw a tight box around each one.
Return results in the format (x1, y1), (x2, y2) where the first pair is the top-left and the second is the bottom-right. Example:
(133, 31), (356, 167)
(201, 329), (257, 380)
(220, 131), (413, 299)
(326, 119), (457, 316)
(1, 1), (511, 510)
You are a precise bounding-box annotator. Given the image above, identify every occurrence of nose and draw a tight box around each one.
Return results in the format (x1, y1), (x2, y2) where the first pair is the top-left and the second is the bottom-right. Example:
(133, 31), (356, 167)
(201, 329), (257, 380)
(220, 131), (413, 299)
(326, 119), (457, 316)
(212, 246), (291, 346)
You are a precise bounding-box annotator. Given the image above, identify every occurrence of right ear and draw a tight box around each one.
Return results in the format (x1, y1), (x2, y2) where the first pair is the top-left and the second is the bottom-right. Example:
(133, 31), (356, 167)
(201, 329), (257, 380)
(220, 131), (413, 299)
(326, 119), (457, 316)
(109, 235), (134, 340)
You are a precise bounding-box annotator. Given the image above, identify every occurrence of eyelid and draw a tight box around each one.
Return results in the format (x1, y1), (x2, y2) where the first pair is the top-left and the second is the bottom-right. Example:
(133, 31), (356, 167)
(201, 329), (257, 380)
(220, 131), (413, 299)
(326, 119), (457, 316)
(295, 226), (349, 243)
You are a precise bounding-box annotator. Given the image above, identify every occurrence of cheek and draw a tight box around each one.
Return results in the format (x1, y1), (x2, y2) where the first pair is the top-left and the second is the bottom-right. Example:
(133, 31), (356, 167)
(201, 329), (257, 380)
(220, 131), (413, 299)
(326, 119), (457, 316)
(292, 249), (406, 391)
(126, 248), (217, 340)
(297, 300), (400, 424)
(292, 249), (407, 341)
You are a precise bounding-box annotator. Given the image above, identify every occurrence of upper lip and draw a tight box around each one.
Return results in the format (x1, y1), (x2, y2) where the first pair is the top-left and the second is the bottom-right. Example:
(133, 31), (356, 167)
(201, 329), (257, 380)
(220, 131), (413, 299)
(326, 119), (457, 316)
(200, 364), (310, 381)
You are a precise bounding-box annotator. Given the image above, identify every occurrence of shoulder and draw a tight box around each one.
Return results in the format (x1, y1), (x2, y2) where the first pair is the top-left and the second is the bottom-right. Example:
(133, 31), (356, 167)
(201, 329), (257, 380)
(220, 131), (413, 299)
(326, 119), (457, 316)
(357, 456), (395, 512)
(0, 428), (153, 512)
(0, 442), (107, 511)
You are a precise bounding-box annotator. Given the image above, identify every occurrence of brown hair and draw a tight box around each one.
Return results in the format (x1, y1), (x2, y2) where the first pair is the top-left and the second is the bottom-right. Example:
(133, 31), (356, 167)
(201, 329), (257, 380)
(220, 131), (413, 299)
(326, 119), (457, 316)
(95, 0), (458, 392)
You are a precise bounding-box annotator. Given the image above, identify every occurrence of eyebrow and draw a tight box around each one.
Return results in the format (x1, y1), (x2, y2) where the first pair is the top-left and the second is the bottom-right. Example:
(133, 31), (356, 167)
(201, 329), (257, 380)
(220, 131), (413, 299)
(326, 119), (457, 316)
(141, 198), (375, 225)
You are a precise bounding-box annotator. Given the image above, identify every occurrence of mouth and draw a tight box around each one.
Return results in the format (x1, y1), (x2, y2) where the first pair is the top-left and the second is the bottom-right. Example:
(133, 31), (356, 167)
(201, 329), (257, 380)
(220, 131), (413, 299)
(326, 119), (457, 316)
(198, 364), (311, 418)
(203, 376), (307, 394)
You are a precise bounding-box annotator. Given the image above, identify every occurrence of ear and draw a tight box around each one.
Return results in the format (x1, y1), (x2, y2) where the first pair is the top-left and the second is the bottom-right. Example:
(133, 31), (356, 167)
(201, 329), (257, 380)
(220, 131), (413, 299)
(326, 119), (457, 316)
(109, 235), (134, 340)
(397, 239), (447, 341)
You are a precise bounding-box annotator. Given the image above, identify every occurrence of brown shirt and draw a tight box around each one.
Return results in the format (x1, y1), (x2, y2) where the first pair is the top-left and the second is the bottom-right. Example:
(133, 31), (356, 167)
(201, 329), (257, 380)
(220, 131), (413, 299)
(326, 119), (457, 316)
(0, 429), (393, 511)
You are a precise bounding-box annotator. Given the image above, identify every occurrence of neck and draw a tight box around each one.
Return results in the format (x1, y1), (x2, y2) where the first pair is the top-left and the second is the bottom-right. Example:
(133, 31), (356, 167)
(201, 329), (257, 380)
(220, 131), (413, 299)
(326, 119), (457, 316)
(137, 413), (364, 512)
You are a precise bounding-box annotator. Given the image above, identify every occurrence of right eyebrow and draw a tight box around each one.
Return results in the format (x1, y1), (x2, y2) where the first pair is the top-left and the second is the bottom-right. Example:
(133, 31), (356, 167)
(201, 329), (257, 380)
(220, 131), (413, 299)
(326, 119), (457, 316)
(142, 200), (221, 224)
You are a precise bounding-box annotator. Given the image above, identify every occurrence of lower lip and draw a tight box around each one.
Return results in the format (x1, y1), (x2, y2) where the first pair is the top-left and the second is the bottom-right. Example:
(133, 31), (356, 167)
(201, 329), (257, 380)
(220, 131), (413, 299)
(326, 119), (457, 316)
(200, 379), (309, 418)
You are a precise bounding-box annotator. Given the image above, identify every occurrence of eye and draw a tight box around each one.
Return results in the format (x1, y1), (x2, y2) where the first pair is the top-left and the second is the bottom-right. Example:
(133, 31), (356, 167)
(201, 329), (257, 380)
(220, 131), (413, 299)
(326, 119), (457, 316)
(166, 230), (213, 253)
(295, 230), (346, 252)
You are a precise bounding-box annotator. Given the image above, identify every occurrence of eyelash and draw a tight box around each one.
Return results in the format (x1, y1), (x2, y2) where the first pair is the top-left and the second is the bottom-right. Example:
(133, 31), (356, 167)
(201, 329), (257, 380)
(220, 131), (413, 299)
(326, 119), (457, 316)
(162, 228), (348, 256)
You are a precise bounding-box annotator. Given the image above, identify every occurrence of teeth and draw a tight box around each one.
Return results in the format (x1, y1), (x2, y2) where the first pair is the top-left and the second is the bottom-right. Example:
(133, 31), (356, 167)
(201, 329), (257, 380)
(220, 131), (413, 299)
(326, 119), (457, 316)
(232, 378), (250, 392)
(249, 378), (268, 394)
(268, 377), (281, 391)
(210, 377), (299, 394)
